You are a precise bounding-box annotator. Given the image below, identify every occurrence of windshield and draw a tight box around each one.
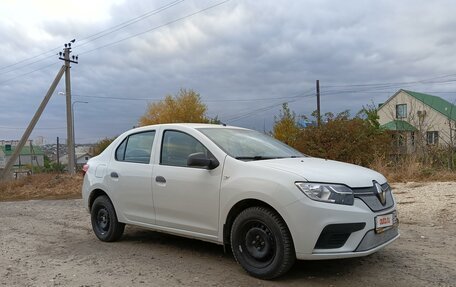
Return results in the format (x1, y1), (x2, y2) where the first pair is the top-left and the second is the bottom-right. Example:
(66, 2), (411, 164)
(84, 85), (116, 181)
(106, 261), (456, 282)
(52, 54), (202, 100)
(197, 128), (304, 160)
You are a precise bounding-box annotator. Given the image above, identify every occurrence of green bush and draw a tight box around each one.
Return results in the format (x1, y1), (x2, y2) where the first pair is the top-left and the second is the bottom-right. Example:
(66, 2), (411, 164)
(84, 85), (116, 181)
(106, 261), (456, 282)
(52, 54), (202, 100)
(295, 117), (390, 166)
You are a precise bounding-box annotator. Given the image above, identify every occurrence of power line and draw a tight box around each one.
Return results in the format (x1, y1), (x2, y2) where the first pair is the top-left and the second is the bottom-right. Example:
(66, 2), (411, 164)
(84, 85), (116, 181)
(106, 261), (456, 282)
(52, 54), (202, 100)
(324, 72), (456, 89)
(72, 90), (314, 103)
(0, 0), (185, 74)
(0, 0), (231, 86)
(0, 47), (60, 72)
(0, 62), (58, 85)
(225, 99), (300, 123)
(79, 0), (232, 55)
(0, 54), (56, 76)
(73, 94), (153, 101)
(407, 91), (456, 94)
(206, 95), (309, 102)
(321, 78), (456, 98)
(0, 126), (66, 130)
(75, 0), (186, 49)
(224, 91), (315, 122)
(71, 75), (456, 104)
(75, 89), (315, 124)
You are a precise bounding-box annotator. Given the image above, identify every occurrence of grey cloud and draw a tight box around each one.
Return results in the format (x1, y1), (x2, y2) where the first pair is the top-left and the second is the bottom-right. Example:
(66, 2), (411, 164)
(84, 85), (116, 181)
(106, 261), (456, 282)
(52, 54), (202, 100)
(2, 0), (456, 142)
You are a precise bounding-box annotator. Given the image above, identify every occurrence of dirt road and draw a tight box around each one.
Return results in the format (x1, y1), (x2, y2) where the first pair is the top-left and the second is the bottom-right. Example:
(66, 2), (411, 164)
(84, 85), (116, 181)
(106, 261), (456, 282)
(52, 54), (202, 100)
(1, 182), (455, 286)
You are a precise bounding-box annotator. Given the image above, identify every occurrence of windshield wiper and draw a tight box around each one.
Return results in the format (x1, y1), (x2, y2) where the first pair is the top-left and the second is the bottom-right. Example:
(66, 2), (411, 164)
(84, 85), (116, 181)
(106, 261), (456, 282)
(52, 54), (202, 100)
(235, 156), (284, 161)
(235, 155), (305, 161)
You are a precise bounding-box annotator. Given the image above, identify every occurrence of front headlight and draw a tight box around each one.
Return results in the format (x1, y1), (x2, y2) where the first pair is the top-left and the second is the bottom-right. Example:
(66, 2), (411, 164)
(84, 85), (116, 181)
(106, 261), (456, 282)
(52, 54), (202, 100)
(295, 182), (354, 205)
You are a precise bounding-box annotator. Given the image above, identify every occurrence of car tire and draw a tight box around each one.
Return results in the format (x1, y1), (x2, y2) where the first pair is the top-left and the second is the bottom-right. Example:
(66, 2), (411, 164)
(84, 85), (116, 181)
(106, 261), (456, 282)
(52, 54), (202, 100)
(91, 195), (125, 242)
(230, 206), (295, 279)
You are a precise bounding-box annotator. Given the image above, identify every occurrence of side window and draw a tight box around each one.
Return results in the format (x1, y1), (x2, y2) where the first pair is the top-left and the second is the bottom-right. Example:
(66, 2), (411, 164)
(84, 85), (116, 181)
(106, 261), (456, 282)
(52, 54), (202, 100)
(161, 130), (211, 167)
(115, 131), (155, 164)
(115, 139), (127, 161)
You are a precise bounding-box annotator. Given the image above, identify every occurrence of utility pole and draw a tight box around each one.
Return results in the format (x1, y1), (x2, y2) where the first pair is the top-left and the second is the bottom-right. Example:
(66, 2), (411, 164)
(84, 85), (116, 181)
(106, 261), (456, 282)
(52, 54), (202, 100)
(29, 140), (33, 173)
(56, 136), (60, 166)
(0, 66), (65, 180)
(72, 101), (88, 170)
(0, 40), (78, 180)
(59, 40), (78, 174)
(316, 80), (321, 127)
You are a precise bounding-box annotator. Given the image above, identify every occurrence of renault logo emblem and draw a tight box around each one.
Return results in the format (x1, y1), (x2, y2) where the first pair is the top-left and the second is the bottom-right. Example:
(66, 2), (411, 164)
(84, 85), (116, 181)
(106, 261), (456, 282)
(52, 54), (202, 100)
(373, 181), (387, 206)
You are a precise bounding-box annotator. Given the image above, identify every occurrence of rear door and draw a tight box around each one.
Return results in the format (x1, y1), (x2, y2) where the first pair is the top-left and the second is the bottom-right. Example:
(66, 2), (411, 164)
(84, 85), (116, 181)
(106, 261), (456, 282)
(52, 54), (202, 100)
(107, 130), (156, 224)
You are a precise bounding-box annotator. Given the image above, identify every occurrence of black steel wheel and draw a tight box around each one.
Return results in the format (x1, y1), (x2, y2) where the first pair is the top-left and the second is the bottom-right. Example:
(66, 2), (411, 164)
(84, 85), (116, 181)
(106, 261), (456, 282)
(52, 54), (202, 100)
(231, 206), (295, 279)
(91, 195), (125, 242)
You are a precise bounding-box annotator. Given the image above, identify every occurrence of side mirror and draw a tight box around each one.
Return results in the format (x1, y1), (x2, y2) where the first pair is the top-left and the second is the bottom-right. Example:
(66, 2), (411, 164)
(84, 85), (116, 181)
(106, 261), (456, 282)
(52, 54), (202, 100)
(187, 152), (219, 170)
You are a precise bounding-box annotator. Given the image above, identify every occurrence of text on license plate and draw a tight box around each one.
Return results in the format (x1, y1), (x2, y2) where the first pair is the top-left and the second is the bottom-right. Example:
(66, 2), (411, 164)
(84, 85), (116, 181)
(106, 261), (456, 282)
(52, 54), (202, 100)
(376, 213), (394, 229)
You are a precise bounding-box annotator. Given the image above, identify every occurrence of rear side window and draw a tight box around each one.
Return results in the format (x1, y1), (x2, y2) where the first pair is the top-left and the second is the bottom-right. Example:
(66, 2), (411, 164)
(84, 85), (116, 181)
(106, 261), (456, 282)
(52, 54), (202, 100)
(160, 130), (210, 167)
(115, 131), (155, 164)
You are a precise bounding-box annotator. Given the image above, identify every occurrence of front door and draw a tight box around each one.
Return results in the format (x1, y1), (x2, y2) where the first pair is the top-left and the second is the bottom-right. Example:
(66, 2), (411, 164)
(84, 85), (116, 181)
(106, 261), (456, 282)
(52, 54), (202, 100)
(153, 130), (222, 237)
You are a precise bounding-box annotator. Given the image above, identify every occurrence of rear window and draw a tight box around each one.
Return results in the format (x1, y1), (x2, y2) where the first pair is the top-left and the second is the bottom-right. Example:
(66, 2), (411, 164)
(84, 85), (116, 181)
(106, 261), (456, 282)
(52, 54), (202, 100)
(115, 131), (155, 164)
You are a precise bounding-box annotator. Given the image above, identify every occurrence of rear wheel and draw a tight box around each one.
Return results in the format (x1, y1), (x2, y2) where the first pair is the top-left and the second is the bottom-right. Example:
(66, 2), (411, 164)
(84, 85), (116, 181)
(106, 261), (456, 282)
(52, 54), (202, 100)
(230, 206), (295, 279)
(91, 195), (125, 242)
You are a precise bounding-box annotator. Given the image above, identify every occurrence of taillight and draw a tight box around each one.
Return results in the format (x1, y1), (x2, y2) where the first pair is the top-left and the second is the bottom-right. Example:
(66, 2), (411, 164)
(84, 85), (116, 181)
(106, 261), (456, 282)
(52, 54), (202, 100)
(82, 164), (89, 176)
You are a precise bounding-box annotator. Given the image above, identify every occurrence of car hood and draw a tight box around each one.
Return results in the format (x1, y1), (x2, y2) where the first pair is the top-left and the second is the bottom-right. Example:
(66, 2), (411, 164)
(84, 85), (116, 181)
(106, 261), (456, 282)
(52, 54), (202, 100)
(252, 157), (386, 188)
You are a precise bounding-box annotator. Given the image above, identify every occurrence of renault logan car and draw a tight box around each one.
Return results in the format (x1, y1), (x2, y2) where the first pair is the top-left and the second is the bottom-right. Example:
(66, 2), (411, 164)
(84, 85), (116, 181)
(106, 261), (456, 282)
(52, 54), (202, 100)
(82, 123), (399, 279)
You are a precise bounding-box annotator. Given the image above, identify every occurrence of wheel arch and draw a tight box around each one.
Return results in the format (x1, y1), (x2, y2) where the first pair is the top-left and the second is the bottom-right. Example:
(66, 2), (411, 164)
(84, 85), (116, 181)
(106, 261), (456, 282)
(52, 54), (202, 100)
(88, 189), (110, 210)
(222, 198), (293, 247)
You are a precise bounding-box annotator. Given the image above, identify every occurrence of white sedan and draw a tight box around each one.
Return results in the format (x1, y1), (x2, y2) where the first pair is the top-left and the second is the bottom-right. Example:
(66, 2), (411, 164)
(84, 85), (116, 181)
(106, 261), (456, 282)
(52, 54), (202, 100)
(82, 123), (399, 279)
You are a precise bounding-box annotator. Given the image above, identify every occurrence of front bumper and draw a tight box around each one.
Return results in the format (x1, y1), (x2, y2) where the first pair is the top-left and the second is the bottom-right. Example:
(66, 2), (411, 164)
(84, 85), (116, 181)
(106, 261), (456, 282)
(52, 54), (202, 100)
(284, 196), (399, 260)
(298, 229), (399, 260)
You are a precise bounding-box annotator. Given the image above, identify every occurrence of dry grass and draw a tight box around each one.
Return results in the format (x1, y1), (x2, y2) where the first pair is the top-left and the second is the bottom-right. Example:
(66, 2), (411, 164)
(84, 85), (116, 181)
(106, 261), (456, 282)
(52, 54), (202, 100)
(0, 173), (82, 202)
(2, 156), (456, 201)
(369, 155), (456, 182)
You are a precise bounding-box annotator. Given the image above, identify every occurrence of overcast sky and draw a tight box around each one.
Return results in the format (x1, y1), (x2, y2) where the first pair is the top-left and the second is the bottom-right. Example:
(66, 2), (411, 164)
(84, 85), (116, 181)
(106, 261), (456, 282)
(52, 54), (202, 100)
(1, 0), (456, 144)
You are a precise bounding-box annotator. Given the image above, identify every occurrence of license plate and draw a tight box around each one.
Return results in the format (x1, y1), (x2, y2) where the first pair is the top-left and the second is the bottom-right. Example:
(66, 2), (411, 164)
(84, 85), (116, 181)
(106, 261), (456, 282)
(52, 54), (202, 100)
(375, 212), (397, 233)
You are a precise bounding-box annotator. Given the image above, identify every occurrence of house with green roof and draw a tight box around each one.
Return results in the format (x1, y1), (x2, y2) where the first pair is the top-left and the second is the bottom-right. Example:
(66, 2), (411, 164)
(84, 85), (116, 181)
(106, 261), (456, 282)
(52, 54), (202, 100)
(378, 89), (456, 154)
(0, 143), (45, 169)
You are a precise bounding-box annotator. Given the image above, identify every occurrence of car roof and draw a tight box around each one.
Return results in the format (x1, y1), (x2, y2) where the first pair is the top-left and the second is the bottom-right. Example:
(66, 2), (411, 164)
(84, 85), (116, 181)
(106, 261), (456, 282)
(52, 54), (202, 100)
(129, 123), (248, 133)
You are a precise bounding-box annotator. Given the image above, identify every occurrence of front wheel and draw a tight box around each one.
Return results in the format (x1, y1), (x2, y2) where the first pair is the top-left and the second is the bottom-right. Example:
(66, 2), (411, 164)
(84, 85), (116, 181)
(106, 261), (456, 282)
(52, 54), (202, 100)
(230, 206), (295, 279)
(91, 195), (125, 242)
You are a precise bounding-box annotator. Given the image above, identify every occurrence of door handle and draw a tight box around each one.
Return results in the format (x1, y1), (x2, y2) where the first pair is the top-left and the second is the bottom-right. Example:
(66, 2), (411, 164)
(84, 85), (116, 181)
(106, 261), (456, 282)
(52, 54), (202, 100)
(155, 176), (166, 183)
(110, 172), (119, 178)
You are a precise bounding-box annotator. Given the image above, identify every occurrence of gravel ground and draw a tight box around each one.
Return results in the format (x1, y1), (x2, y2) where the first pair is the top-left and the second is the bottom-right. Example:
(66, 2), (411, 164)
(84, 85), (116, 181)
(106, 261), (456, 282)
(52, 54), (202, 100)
(0, 182), (455, 286)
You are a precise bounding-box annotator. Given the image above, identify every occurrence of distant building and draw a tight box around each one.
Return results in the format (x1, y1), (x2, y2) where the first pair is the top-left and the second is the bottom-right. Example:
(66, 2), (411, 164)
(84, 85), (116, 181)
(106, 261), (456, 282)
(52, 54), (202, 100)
(0, 143), (45, 168)
(297, 118), (317, 128)
(378, 89), (456, 154)
(34, 136), (46, 146)
(59, 152), (92, 168)
(75, 146), (92, 154)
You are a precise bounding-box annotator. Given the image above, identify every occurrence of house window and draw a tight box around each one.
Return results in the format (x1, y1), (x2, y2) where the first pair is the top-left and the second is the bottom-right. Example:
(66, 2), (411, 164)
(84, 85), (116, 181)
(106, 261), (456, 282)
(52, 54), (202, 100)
(85, 156), (89, 160)
(411, 132), (415, 146)
(392, 133), (406, 147)
(426, 131), (439, 145)
(396, 104), (407, 119)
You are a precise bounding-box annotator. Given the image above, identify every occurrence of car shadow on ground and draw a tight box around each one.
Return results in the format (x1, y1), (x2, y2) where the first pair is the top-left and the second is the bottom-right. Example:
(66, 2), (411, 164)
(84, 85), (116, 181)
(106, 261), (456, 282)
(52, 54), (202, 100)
(285, 257), (363, 281)
(121, 226), (229, 257)
(120, 226), (371, 281)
